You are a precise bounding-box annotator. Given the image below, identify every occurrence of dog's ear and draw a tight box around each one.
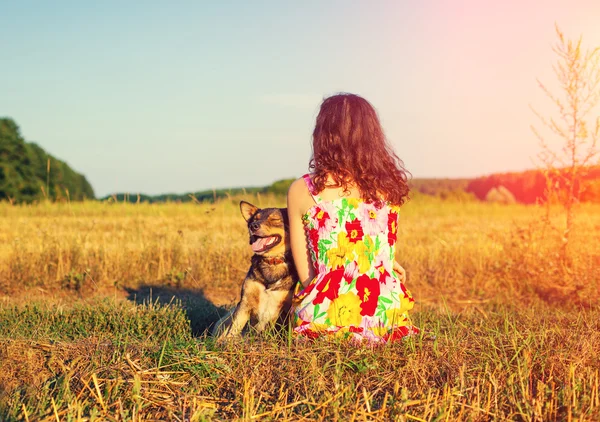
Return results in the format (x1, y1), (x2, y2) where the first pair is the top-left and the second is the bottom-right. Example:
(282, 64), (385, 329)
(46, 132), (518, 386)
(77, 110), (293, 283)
(240, 201), (259, 221)
(280, 208), (289, 227)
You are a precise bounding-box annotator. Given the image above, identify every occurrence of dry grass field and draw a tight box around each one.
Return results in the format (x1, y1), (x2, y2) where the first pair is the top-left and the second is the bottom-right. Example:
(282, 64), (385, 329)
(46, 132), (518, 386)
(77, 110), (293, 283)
(1, 195), (599, 421)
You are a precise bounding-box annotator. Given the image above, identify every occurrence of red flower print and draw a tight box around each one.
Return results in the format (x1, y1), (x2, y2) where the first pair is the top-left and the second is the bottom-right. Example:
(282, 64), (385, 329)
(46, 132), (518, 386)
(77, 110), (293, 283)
(313, 268), (344, 305)
(307, 227), (320, 256)
(356, 274), (380, 316)
(310, 203), (338, 237)
(345, 219), (364, 243)
(302, 329), (321, 340)
(387, 210), (398, 245)
(295, 278), (317, 300)
(315, 208), (329, 227)
(376, 265), (395, 283)
(399, 282), (414, 301)
(383, 325), (411, 342)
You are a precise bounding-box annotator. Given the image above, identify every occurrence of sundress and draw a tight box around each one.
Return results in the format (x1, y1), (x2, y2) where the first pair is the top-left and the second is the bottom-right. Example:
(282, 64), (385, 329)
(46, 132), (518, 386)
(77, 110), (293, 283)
(293, 174), (419, 344)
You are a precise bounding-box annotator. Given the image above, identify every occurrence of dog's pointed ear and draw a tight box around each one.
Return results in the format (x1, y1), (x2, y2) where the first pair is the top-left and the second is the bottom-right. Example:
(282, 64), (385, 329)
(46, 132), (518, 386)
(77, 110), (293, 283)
(240, 201), (258, 221)
(280, 208), (289, 227)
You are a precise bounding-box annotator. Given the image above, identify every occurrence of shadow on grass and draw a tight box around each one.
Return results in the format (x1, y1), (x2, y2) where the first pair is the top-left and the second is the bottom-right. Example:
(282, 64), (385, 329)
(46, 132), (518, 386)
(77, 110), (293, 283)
(125, 286), (231, 337)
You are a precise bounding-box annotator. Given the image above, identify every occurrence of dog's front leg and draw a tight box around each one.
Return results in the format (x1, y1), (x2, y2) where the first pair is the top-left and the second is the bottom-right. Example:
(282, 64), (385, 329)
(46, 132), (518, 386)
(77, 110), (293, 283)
(223, 302), (251, 337)
(254, 289), (290, 333)
(218, 279), (261, 339)
(254, 316), (274, 333)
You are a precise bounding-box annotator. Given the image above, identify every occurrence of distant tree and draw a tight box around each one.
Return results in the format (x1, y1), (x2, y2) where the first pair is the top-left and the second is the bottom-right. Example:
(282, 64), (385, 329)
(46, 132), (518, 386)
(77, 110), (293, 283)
(531, 25), (600, 255)
(0, 118), (95, 202)
(0, 118), (38, 202)
(266, 178), (296, 196)
(485, 186), (517, 204)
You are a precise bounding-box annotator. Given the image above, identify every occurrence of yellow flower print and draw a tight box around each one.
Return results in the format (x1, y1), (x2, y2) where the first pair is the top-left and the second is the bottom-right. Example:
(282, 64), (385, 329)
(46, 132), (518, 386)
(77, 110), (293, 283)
(399, 294), (415, 313)
(390, 205), (402, 214)
(327, 292), (362, 326)
(354, 235), (375, 273)
(326, 232), (355, 269)
(370, 326), (390, 337)
(385, 308), (410, 326)
(347, 197), (360, 209)
(309, 322), (329, 331)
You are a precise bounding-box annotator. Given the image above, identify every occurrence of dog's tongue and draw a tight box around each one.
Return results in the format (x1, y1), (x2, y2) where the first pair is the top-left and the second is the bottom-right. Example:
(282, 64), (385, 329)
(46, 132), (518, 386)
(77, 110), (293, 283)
(252, 236), (276, 252)
(252, 237), (270, 252)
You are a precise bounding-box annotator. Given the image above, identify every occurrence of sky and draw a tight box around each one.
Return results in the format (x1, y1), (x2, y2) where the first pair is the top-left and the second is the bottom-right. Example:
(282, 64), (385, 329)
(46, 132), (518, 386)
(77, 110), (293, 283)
(2, 1), (600, 197)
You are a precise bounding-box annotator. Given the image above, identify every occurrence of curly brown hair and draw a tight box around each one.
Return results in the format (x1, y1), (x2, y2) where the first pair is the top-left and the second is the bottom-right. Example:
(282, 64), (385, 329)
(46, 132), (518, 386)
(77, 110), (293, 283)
(309, 93), (410, 206)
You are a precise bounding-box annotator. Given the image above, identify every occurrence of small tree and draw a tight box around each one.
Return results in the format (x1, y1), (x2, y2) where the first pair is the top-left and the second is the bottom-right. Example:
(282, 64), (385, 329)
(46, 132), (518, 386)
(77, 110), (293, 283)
(531, 24), (600, 256)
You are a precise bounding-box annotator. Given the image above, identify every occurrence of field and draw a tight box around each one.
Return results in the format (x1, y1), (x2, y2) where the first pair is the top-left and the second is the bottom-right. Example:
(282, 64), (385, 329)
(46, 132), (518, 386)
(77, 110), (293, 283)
(1, 195), (599, 421)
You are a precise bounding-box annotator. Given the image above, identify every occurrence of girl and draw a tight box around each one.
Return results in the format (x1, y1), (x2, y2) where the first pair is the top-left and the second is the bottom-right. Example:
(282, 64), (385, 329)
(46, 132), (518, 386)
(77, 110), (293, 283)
(287, 93), (418, 344)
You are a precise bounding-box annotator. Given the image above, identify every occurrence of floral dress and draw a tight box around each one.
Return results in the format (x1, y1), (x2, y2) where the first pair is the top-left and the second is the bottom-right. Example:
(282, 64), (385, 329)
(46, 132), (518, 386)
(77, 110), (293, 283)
(293, 174), (419, 344)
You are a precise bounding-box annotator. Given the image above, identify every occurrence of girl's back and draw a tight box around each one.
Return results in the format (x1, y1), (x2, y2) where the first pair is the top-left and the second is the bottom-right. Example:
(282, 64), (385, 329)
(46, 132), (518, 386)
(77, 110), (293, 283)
(287, 93), (418, 344)
(291, 173), (417, 343)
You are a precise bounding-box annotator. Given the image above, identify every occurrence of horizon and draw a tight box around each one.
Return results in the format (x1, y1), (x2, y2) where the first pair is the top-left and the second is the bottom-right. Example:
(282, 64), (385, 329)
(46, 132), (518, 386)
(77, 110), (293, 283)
(2, 1), (600, 197)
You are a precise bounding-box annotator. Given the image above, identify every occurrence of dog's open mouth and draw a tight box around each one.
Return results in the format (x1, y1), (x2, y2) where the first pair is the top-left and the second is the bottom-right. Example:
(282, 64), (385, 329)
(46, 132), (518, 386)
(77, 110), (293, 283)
(250, 235), (282, 253)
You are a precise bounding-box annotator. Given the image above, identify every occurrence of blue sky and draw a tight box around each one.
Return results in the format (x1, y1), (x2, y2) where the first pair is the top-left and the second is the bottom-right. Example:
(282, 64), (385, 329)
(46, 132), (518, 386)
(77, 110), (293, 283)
(2, 1), (600, 197)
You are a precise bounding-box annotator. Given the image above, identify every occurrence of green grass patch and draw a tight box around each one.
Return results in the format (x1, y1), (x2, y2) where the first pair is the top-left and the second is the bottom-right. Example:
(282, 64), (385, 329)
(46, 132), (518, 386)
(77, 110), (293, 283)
(1, 301), (599, 421)
(0, 299), (193, 344)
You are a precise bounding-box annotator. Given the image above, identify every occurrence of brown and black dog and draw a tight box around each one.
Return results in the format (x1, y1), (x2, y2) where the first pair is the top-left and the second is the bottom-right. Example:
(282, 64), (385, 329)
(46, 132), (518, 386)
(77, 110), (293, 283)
(212, 201), (298, 338)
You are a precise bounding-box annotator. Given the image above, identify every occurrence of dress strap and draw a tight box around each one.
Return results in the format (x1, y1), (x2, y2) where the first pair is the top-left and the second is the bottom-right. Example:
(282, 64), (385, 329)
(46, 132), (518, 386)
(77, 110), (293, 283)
(302, 174), (323, 204)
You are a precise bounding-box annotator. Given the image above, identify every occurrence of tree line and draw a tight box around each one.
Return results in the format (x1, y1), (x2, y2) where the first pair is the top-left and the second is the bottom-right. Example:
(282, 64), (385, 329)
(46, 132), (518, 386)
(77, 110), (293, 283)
(466, 167), (600, 204)
(0, 118), (95, 202)
(3, 116), (598, 206)
(103, 178), (297, 204)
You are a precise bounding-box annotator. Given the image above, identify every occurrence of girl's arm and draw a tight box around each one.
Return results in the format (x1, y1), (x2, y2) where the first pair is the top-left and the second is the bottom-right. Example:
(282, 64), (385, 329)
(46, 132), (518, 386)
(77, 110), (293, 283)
(393, 261), (406, 283)
(287, 179), (315, 287)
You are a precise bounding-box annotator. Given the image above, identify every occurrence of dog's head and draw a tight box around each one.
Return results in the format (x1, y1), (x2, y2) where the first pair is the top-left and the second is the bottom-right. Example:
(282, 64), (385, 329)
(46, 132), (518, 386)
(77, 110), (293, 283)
(240, 201), (289, 257)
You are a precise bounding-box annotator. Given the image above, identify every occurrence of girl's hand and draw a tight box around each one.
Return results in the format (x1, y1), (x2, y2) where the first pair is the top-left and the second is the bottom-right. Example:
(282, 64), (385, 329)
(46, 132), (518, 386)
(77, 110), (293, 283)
(393, 261), (406, 283)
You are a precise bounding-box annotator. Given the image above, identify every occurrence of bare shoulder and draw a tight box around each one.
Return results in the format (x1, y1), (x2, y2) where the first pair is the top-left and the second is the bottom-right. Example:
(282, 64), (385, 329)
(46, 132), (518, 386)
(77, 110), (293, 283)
(287, 177), (311, 214)
(288, 177), (308, 197)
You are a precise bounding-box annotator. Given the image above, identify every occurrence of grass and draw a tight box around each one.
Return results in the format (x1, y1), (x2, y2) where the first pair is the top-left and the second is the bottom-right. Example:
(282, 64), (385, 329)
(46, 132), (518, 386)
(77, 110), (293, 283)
(1, 195), (599, 420)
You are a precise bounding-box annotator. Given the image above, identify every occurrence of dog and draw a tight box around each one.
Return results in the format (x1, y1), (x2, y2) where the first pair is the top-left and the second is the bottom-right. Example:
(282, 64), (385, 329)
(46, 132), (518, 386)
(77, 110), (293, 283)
(212, 201), (298, 338)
